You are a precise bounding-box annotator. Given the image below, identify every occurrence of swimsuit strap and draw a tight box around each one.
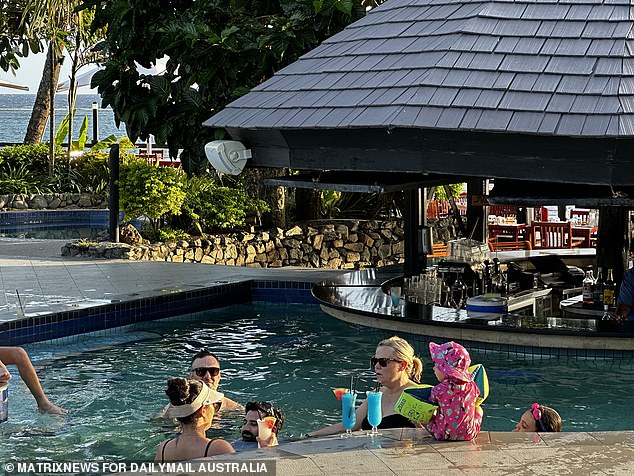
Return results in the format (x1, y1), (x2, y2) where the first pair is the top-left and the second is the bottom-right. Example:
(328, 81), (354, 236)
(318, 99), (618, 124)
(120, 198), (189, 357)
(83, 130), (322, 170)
(161, 438), (176, 464)
(204, 439), (215, 457)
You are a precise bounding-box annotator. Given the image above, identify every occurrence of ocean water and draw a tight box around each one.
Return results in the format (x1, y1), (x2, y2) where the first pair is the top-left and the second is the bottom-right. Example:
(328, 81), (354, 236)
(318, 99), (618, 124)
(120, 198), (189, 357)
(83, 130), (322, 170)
(0, 94), (125, 144)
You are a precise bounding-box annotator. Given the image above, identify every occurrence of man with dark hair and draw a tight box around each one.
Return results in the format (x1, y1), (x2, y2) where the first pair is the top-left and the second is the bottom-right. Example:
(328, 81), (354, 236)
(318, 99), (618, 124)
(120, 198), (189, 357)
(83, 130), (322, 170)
(231, 401), (285, 451)
(189, 350), (242, 411)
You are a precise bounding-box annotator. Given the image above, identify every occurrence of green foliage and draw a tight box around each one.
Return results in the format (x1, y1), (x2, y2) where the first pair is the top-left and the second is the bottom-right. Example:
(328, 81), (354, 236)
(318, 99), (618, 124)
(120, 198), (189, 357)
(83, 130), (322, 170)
(55, 113), (118, 152)
(91, 0), (367, 171)
(180, 173), (269, 232)
(0, 144), (65, 193)
(119, 159), (187, 226)
(55, 113), (90, 150)
(69, 152), (110, 194)
(320, 190), (342, 218)
(0, 1), (44, 73)
(140, 225), (190, 243)
(0, 163), (48, 194)
(0, 143), (62, 175)
(311, 190), (403, 220)
(434, 184), (464, 201)
(91, 134), (118, 151)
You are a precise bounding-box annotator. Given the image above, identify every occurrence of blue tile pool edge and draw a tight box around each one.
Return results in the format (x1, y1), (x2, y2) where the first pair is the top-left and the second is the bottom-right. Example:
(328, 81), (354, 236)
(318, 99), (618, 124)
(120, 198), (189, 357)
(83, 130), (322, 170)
(0, 280), (317, 346)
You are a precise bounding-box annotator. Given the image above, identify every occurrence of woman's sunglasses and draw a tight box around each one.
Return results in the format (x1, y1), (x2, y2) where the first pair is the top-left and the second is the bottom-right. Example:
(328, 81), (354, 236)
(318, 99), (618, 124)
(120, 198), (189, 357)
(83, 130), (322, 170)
(370, 358), (402, 368)
(192, 367), (220, 378)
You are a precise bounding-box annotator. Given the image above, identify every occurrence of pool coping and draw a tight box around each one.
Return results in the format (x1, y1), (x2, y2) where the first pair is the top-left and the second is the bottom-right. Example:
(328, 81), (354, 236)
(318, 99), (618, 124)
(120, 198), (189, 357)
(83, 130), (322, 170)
(114, 428), (634, 475)
(0, 279), (315, 346)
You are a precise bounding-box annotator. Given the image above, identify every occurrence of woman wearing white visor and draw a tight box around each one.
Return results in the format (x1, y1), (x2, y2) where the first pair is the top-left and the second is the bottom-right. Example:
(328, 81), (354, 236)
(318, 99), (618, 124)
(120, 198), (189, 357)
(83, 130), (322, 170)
(155, 378), (235, 462)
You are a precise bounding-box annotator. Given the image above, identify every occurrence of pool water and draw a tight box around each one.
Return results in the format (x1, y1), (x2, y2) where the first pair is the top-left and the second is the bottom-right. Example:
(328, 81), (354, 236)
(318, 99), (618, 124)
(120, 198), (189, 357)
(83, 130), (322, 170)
(4, 303), (634, 463)
(0, 224), (108, 240)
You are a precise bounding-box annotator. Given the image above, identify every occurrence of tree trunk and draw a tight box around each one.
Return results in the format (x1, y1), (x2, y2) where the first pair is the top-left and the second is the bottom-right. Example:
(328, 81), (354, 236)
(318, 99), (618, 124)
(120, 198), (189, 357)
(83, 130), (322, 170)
(245, 168), (286, 228)
(24, 42), (63, 144)
(294, 189), (321, 221)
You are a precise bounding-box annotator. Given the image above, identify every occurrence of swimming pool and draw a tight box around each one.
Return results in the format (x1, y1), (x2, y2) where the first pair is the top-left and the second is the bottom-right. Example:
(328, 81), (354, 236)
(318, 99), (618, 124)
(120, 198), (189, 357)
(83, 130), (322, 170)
(4, 302), (634, 463)
(0, 210), (137, 240)
(0, 224), (107, 240)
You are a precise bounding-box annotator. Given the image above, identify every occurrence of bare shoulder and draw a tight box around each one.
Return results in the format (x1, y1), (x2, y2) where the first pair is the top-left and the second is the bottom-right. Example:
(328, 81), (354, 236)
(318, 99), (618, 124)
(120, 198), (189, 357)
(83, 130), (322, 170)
(209, 439), (235, 455)
(154, 440), (168, 463)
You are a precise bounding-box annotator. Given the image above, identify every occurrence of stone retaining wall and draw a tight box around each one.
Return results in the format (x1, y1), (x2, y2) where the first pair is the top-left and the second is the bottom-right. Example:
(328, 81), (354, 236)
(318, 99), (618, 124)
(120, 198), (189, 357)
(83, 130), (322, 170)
(0, 193), (107, 210)
(62, 218), (461, 269)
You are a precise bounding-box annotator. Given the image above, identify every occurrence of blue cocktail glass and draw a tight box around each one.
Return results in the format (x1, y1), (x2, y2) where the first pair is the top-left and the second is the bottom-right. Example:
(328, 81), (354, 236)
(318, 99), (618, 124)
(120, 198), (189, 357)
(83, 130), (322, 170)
(341, 392), (357, 437)
(366, 390), (382, 436)
(390, 286), (401, 314)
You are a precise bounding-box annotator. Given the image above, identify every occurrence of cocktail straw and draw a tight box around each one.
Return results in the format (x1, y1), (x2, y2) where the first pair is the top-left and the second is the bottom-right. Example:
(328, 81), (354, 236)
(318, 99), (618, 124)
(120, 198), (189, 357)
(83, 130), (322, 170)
(15, 289), (25, 316)
(352, 375), (360, 394)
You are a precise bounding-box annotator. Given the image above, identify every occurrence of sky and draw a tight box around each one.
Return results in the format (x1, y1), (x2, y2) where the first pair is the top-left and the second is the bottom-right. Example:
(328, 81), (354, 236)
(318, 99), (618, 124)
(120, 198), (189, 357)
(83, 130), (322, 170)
(0, 51), (93, 93)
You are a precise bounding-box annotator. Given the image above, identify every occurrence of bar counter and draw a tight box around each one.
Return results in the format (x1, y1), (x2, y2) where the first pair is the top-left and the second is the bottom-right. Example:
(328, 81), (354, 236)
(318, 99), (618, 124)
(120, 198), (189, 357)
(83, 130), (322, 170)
(312, 251), (634, 356)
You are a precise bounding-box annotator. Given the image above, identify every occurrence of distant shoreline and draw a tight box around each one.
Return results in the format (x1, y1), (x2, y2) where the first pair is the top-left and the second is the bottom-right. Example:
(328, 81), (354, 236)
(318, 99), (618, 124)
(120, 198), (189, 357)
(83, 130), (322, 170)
(0, 93), (124, 143)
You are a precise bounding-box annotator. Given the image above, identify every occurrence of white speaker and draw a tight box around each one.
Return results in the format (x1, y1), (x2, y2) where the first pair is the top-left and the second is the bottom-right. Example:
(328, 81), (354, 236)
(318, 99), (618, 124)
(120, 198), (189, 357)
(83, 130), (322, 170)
(204, 140), (252, 175)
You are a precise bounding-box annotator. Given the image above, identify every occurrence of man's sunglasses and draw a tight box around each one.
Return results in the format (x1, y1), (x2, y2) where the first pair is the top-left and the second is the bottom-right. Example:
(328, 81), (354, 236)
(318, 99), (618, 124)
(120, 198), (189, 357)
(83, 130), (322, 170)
(192, 367), (220, 378)
(370, 358), (402, 368)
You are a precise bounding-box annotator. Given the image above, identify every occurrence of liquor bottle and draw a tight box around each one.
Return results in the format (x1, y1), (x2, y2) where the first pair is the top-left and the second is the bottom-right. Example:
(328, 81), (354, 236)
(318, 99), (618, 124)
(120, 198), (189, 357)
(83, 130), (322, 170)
(582, 268), (594, 305)
(594, 267), (604, 305)
(482, 260), (491, 295)
(603, 268), (616, 307)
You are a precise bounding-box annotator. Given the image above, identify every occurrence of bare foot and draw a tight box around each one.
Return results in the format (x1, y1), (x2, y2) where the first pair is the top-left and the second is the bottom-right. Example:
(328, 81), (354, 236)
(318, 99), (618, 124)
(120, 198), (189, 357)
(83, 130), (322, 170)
(38, 401), (68, 415)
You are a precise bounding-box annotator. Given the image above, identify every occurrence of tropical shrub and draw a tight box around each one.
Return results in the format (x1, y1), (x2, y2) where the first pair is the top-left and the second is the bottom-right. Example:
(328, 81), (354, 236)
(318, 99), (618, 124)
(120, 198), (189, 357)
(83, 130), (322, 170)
(179, 173), (269, 233)
(119, 158), (187, 229)
(0, 144), (65, 194)
(0, 163), (49, 194)
(0, 143), (65, 177)
(434, 183), (464, 200)
(141, 225), (190, 243)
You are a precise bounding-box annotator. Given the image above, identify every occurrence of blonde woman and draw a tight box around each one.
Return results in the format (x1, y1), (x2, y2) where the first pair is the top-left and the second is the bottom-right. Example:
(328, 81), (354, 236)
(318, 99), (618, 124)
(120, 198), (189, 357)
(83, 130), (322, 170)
(309, 336), (423, 436)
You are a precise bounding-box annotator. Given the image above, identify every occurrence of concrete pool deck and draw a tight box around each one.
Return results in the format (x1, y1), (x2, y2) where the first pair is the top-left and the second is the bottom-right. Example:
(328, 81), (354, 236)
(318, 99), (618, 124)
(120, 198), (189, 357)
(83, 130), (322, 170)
(0, 239), (342, 322)
(1, 239), (633, 475)
(128, 428), (634, 475)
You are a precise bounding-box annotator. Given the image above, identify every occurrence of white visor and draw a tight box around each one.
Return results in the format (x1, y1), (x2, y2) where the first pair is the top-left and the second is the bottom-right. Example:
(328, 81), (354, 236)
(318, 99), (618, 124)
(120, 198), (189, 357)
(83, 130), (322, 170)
(167, 383), (224, 418)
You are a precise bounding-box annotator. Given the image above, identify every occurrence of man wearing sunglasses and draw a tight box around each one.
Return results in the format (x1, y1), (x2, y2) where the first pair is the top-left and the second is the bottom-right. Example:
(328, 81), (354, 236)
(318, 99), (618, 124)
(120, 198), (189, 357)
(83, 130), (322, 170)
(189, 350), (242, 412)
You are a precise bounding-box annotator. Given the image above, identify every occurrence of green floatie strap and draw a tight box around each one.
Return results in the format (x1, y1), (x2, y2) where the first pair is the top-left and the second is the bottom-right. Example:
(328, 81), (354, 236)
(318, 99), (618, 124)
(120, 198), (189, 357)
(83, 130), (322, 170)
(394, 364), (490, 424)
(394, 384), (437, 424)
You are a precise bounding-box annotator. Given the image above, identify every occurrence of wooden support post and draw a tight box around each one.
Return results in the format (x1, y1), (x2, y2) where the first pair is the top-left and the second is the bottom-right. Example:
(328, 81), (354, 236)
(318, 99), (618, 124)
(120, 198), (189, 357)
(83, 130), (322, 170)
(404, 188), (422, 277)
(596, 205), (628, 286)
(109, 144), (120, 243)
(466, 179), (486, 242)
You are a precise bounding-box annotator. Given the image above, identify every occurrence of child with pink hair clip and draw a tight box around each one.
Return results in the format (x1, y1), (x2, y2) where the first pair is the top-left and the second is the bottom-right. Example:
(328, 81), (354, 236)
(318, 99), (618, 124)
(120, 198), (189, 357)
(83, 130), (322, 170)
(425, 341), (482, 441)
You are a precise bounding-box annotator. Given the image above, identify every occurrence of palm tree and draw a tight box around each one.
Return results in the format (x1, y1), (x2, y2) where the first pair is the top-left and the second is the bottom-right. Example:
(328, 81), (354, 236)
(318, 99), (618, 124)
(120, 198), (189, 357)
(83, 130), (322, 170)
(23, 0), (72, 151)
(22, 0), (101, 175)
(63, 8), (102, 157)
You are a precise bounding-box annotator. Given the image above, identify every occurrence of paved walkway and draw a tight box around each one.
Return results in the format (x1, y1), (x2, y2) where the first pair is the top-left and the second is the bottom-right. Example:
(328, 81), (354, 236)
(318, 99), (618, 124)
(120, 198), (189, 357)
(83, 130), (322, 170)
(2, 239), (633, 476)
(0, 239), (340, 322)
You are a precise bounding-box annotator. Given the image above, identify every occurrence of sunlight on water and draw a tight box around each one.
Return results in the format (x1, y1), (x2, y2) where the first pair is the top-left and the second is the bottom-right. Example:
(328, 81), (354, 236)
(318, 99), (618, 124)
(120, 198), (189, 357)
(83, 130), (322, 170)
(2, 303), (633, 462)
(0, 94), (124, 144)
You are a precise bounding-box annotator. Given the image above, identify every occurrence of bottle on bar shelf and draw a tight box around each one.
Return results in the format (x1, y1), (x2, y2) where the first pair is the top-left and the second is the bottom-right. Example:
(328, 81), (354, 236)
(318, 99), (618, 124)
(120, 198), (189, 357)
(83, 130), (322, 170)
(582, 267), (595, 305)
(594, 267), (604, 306)
(603, 268), (616, 307)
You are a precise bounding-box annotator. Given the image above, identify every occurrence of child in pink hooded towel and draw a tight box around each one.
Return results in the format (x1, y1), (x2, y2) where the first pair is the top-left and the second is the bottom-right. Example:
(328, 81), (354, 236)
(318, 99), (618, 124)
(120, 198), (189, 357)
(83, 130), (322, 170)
(425, 341), (482, 441)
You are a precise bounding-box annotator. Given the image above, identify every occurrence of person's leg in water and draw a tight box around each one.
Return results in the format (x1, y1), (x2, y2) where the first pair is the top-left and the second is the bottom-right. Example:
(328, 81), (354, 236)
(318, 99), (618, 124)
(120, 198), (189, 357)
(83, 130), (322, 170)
(0, 347), (67, 414)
